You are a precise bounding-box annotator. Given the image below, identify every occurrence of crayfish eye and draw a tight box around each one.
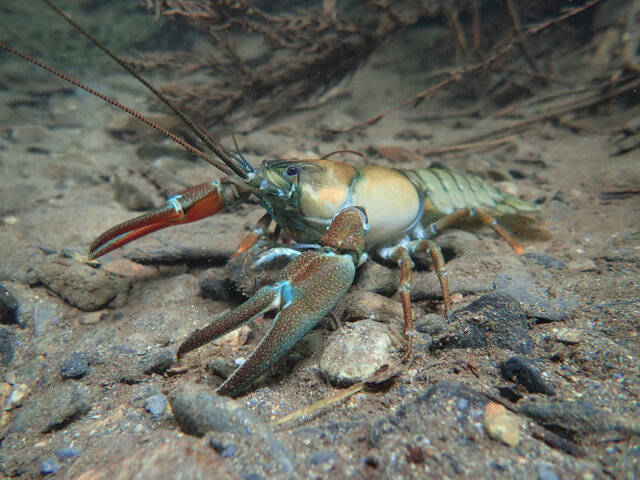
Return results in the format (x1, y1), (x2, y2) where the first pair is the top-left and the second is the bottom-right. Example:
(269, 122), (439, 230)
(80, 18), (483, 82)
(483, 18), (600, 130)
(284, 165), (299, 177)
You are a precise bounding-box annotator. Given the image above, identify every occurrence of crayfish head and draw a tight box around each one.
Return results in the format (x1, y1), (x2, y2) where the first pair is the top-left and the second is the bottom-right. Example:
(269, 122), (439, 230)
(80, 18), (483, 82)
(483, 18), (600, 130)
(320, 206), (368, 263)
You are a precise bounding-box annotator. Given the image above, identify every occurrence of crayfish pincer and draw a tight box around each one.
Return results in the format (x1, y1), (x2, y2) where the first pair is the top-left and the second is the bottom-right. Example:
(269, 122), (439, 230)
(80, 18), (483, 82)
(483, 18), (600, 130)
(177, 207), (370, 397)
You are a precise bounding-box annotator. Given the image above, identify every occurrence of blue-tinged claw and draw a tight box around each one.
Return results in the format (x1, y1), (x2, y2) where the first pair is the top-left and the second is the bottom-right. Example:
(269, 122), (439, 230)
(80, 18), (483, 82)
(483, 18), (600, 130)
(177, 207), (368, 397)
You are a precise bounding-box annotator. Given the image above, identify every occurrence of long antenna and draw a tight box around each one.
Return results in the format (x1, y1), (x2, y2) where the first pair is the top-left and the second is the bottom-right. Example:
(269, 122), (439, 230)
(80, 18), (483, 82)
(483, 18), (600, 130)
(0, 42), (238, 178)
(41, 0), (254, 179)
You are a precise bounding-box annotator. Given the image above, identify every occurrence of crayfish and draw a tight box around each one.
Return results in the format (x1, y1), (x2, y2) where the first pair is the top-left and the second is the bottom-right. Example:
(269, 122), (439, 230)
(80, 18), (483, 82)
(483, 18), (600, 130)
(0, 0), (539, 397)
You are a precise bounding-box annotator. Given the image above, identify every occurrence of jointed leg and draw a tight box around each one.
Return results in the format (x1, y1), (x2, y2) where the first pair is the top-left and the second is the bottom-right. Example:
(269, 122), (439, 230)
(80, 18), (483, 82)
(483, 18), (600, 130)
(387, 246), (415, 362)
(231, 213), (272, 258)
(428, 207), (523, 254)
(408, 239), (453, 318)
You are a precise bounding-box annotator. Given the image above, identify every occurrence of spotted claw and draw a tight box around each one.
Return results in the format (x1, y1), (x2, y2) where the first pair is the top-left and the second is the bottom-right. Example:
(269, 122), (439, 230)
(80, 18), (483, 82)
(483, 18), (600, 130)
(177, 206), (369, 397)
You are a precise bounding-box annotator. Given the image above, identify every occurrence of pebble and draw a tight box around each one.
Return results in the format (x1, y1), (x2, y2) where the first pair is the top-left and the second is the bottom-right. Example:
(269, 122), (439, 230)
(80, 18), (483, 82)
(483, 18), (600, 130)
(310, 449), (340, 466)
(111, 170), (161, 211)
(519, 400), (640, 437)
(320, 320), (399, 387)
(537, 464), (560, 480)
(32, 301), (59, 337)
(169, 383), (294, 474)
(200, 267), (240, 302)
(207, 357), (238, 380)
(213, 325), (251, 348)
(554, 328), (582, 344)
(355, 261), (398, 297)
(40, 457), (61, 475)
(63, 430), (239, 479)
(0, 327), (15, 366)
(414, 313), (446, 336)
(494, 273), (575, 322)
(60, 352), (88, 379)
(0, 285), (19, 324)
(5, 383), (29, 410)
(339, 290), (403, 324)
(170, 383), (270, 437)
(36, 261), (120, 311)
(484, 402), (521, 447)
(523, 253), (566, 270)
(567, 258), (598, 272)
(9, 383), (89, 434)
(144, 394), (168, 416)
(435, 229), (482, 259)
(124, 230), (237, 265)
(432, 293), (533, 354)
(500, 356), (555, 395)
(54, 446), (82, 460)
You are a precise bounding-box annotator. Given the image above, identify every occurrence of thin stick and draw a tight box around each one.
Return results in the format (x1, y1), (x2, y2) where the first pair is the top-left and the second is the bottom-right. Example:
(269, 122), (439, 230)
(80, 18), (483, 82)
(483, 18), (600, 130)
(330, 0), (603, 134)
(271, 382), (365, 428)
(505, 0), (541, 74)
(461, 77), (640, 144)
(419, 136), (516, 156)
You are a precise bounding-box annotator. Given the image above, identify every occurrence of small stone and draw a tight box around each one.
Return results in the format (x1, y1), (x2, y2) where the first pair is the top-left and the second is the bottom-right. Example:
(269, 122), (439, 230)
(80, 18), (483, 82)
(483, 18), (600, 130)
(170, 383), (294, 474)
(377, 145), (423, 164)
(415, 313), (446, 336)
(500, 356), (555, 396)
(220, 444), (237, 458)
(79, 311), (108, 325)
(145, 394), (168, 416)
(5, 383), (29, 409)
(432, 293), (533, 354)
(54, 446), (82, 460)
(10, 383), (89, 433)
(519, 400), (640, 437)
(207, 357), (237, 380)
(355, 261), (398, 297)
(523, 253), (565, 270)
(555, 328), (582, 344)
(436, 229), (481, 259)
(213, 325), (251, 348)
(170, 383), (273, 437)
(567, 258), (598, 272)
(200, 267), (239, 302)
(484, 402), (521, 447)
(60, 352), (88, 379)
(100, 258), (158, 278)
(111, 171), (161, 211)
(320, 320), (399, 387)
(494, 273), (575, 322)
(413, 331), (433, 351)
(339, 291), (403, 324)
(32, 301), (59, 337)
(537, 464), (559, 480)
(0, 285), (19, 324)
(40, 457), (60, 475)
(0, 327), (15, 366)
(63, 430), (238, 479)
(36, 261), (120, 312)
(309, 449), (339, 466)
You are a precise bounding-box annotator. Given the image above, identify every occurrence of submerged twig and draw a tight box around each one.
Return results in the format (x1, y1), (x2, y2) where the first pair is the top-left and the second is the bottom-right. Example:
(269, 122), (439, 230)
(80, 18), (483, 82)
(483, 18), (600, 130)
(332, 0), (603, 134)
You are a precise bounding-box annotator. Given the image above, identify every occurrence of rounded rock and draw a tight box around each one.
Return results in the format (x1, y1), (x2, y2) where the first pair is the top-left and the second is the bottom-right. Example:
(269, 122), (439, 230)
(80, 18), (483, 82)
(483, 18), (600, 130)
(320, 320), (400, 387)
(60, 352), (89, 379)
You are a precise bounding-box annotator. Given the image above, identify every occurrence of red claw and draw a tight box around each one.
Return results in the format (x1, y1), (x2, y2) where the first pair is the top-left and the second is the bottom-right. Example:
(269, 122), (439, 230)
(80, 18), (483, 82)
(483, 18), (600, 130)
(89, 180), (246, 260)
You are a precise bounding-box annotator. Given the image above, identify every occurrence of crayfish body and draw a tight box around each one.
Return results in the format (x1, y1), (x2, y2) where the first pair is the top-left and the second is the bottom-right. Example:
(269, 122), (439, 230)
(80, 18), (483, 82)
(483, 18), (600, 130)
(0, 1), (541, 396)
